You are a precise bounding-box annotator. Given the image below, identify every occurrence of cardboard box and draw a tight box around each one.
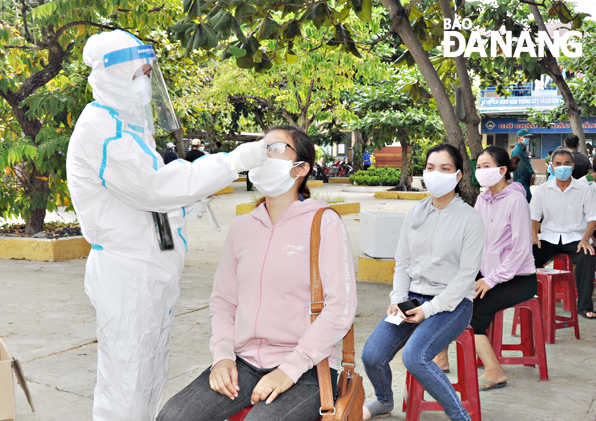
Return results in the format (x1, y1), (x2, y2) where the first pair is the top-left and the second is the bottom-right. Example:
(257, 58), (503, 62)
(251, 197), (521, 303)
(0, 339), (16, 421)
(0, 339), (34, 421)
(359, 211), (407, 258)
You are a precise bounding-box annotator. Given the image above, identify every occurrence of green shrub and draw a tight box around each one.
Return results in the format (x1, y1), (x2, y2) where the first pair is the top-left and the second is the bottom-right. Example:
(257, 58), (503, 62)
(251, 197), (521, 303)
(349, 167), (401, 186)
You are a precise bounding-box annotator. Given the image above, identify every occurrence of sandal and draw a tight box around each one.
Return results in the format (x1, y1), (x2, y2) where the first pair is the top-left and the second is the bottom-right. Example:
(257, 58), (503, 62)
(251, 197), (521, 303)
(579, 310), (596, 320)
(363, 399), (394, 420)
(479, 377), (507, 392)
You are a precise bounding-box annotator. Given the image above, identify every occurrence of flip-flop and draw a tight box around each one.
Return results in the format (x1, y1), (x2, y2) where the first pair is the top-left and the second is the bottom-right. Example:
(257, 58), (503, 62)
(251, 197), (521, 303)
(579, 310), (596, 320)
(479, 378), (507, 392)
(442, 368), (450, 374)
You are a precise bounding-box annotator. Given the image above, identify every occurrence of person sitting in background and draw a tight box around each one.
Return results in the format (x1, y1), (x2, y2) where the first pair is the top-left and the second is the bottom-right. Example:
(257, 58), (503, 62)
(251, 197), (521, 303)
(185, 139), (205, 162)
(469, 147), (537, 391)
(531, 147), (596, 320)
(157, 126), (357, 421)
(565, 134), (592, 179)
(361, 143), (484, 421)
(164, 142), (178, 164)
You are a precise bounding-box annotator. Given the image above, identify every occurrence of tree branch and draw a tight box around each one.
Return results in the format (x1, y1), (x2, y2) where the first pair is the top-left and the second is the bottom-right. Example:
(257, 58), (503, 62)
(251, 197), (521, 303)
(229, 94), (299, 127)
(519, 0), (547, 7)
(367, 29), (396, 51)
(16, 40), (67, 102)
(0, 113), (21, 137)
(304, 78), (315, 109)
(294, 81), (303, 109)
(2, 44), (42, 49)
(19, 0), (35, 44)
(0, 84), (20, 109)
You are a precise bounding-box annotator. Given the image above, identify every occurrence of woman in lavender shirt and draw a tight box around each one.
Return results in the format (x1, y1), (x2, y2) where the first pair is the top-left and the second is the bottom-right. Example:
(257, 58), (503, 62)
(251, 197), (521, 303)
(435, 146), (537, 390)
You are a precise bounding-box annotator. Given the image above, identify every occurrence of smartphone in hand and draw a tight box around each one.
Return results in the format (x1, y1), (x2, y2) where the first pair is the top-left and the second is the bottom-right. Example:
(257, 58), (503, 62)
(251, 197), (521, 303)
(397, 298), (421, 316)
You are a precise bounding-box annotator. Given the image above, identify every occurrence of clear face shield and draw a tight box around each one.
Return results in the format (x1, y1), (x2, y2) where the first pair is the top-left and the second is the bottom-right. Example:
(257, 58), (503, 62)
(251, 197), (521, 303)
(103, 44), (180, 134)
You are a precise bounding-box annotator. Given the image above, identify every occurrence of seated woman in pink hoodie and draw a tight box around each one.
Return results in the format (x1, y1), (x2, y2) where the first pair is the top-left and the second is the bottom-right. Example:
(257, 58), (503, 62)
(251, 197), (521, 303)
(157, 126), (357, 421)
(435, 146), (537, 391)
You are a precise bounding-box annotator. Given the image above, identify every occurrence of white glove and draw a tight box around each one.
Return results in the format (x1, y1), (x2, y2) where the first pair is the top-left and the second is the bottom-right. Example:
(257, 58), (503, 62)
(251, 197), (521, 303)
(228, 139), (268, 173)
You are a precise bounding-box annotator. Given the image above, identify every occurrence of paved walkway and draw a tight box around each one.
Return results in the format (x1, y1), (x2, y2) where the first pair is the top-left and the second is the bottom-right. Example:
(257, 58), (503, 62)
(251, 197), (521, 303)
(2, 182), (595, 420)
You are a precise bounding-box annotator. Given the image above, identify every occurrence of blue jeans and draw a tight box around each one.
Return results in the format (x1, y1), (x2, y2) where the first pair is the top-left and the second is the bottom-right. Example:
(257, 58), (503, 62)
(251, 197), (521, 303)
(362, 293), (473, 421)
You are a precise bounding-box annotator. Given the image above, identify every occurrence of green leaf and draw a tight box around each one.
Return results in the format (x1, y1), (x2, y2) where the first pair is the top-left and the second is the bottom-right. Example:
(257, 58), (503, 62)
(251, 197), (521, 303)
(303, 3), (329, 29)
(409, 5), (423, 20)
(354, 0), (372, 22)
(171, 22), (195, 32)
(256, 17), (280, 40)
(236, 54), (254, 69)
(213, 12), (232, 33)
(283, 20), (301, 40)
(285, 49), (298, 64)
(229, 46), (247, 57)
(203, 25), (219, 49)
(235, 3), (256, 25)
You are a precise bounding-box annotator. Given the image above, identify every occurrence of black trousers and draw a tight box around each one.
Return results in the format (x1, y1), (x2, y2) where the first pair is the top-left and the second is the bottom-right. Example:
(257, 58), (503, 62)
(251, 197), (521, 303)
(157, 357), (337, 421)
(471, 273), (538, 335)
(533, 240), (595, 312)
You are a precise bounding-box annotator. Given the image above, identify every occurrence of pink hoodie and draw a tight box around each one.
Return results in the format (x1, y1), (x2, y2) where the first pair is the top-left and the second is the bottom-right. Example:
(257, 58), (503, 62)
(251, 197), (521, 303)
(474, 182), (536, 288)
(209, 198), (357, 383)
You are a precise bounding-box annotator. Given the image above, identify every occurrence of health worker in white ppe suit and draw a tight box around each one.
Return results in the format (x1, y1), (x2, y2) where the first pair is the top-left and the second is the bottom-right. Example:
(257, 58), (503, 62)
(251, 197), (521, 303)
(66, 30), (267, 421)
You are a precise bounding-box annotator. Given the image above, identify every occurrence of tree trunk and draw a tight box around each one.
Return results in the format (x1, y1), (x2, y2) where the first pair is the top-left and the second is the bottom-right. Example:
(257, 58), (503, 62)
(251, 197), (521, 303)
(529, 3), (587, 153)
(352, 131), (364, 171)
(399, 140), (411, 190)
(379, 0), (476, 205)
(25, 203), (46, 236)
(22, 166), (50, 236)
(438, 0), (484, 161)
(13, 104), (48, 235)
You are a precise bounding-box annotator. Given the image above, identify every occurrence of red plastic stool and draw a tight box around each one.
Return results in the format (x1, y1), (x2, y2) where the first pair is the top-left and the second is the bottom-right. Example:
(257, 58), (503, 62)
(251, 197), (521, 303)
(553, 254), (577, 311)
(531, 268), (580, 344)
(513, 254), (579, 339)
(490, 298), (548, 381)
(402, 327), (481, 421)
(228, 406), (322, 421)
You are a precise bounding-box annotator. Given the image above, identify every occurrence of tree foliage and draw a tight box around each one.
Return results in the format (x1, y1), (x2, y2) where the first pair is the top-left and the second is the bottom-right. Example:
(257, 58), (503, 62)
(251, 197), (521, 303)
(0, 0), (189, 233)
(193, 15), (389, 134)
(173, 0), (377, 71)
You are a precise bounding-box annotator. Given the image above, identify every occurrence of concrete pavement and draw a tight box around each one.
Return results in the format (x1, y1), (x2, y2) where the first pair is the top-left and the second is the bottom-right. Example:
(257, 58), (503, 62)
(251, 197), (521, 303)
(2, 181), (596, 421)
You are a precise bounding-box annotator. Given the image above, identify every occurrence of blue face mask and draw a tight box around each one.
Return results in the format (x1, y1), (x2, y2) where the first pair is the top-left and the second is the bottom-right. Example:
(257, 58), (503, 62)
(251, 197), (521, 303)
(522, 137), (530, 146)
(554, 165), (572, 181)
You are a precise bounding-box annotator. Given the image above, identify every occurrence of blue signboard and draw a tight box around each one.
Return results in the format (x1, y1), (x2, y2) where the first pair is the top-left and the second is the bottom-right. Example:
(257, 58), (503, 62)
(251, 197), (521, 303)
(481, 117), (596, 134)
(479, 96), (562, 109)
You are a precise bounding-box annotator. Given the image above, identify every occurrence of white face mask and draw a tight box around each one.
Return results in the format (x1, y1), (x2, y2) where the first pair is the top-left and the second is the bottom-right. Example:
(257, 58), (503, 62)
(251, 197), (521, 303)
(423, 169), (460, 198)
(249, 158), (304, 198)
(475, 167), (504, 187)
(132, 75), (153, 106)
(198, 147), (204, 152)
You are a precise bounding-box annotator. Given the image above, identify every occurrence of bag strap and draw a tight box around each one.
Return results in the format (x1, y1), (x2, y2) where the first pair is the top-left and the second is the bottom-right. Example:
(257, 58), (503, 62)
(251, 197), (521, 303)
(309, 207), (355, 418)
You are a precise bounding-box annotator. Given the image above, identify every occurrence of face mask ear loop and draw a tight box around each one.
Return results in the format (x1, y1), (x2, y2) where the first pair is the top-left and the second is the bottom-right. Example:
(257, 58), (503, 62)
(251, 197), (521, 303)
(292, 161), (305, 180)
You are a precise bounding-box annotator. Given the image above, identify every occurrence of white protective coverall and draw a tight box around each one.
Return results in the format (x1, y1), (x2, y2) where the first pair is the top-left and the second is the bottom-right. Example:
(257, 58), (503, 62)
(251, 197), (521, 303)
(66, 30), (263, 421)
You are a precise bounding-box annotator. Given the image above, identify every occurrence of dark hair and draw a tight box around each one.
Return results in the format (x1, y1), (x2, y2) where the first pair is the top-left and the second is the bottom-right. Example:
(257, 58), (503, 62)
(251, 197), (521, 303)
(565, 134), (579, 149)
(551, 147), (574, 163)
(256, 125), (315, 205)
(477, 146), (519, 181)
(548, 150), (553, 155)
(216, 141), (222, 148)
(424, 143), (464, 194)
